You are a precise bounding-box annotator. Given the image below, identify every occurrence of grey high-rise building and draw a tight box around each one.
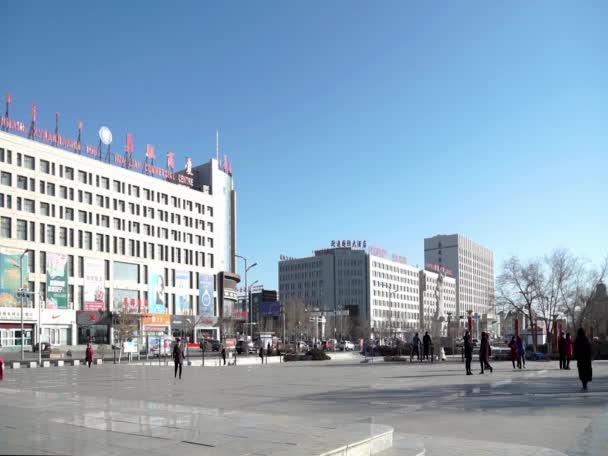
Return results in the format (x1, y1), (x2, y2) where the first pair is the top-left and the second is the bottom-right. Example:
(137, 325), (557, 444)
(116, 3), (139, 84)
(424, 234), (496, 330)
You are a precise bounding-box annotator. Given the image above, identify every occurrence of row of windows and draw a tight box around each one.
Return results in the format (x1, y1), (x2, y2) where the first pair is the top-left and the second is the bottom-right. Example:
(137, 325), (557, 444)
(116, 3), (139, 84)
(0, 171), (214, 233)
(372, 261), (417, 276)
(0, 147), (212, 215)
(0, 216), (214, 268)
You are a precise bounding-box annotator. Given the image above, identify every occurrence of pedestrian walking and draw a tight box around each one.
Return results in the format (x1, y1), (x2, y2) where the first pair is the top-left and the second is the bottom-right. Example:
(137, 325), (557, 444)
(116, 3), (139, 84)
(463, 330), (473, 375)
(221, 346), (227, 365)
(259, 346), (264, 363)
(565, 332), (573, 370)
(0, 356), (4, 381)
(267, 342), (272, 356)
(508, 336), (518, 369)
(410, 333), (421, 362)
(85, 343), (94, 368)
(422, 332), (432, 361)
(558, 332), (566, 369)
(516, 335), (526, 369)
(573, 328), (592, 391)
(479, 332), (493, 374)
(172, 337), (184, 379)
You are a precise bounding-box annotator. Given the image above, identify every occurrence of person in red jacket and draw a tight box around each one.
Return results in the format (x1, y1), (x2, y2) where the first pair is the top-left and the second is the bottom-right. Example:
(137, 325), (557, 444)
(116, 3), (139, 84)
(565, 332), (573, 370)
(85, 343), (94, 368)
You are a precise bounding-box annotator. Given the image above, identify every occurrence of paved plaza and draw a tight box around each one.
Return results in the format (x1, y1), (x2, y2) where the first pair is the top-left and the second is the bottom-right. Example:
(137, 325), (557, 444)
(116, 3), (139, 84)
(0, 358), (607, 455)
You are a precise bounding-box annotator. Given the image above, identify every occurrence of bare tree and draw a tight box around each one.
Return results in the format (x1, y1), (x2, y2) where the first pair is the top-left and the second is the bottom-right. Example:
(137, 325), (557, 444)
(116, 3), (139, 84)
(559, 256), (608, 331)
(113, 311), (140, 363)
(498, 256), (541, 351)
(533, 249), (576, 350)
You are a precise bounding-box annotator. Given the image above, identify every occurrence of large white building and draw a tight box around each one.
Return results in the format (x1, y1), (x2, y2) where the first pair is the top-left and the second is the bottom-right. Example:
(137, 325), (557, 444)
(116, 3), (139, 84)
(278, 245), (456, 340)
(0, 120), (237, 349)
(424, 234), (496, 334)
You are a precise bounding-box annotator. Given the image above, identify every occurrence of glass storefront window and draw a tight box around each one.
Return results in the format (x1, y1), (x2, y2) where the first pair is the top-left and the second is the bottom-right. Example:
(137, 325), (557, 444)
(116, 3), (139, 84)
(78, 325), (109, 345)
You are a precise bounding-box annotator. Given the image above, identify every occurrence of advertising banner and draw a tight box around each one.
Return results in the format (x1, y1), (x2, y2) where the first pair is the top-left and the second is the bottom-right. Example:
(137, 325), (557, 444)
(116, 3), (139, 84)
(198, 273), (215, 325)
(147, 267), (166, 314)
(175, 270), (189, 315)
(46, 253), (68, 309)
(260, 301), (281, 318)
(84, 258), (105, 311)
(0, 248), (28, 307)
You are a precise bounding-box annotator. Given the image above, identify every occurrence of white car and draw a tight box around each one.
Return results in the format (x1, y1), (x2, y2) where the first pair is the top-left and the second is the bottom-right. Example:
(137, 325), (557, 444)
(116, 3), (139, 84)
(338, 340), (355, 351)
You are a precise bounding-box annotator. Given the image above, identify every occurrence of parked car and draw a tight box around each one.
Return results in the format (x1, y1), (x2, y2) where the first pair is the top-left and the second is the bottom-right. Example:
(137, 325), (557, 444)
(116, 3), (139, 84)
(236, 340), (255, 354)
(337, 340), (355, 351)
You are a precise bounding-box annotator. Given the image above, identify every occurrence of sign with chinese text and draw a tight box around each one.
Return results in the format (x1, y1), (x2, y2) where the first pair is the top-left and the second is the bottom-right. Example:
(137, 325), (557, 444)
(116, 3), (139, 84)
(84, 258), (105, 311)
(175, 270), (189, 315)
(330, 240), (367, 249)
(425, 263), (453, 277)
(46, 253), (68, 309)
(143, 313), (171, 326)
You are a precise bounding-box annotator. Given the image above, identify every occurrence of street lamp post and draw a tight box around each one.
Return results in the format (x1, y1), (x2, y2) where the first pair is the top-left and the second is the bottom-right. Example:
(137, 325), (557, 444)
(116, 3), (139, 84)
(389, 287), (397, 345)
(18, 249), (31, 361)
(234, 255), (258, 342)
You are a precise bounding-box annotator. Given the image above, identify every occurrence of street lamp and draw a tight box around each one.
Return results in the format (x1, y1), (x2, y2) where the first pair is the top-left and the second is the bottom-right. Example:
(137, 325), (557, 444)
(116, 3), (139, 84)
(17, 249), (32, 361)
(234, 255), (258, 341)
(388, 287), (397, 345)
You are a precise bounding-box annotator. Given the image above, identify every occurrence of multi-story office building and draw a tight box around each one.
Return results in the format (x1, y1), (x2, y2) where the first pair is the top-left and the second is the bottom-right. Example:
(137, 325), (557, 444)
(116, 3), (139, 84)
(0, 122), (237, 348)
(278, 247), (368, 319)
(424, 234), (496, 333)
(278, 246), (456, 339)
(368, 254), (420, 334)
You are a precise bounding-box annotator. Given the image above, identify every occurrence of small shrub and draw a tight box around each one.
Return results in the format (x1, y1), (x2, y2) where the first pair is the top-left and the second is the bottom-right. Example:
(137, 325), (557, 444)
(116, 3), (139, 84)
(308, 348), (331, 360)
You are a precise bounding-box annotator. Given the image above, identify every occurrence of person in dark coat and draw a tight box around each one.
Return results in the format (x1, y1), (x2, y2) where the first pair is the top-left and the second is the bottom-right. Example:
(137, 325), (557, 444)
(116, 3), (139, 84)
(172, 338), (184, 379)
(259, 346), (264, 363)
(565, 333), (573, 370)
(85, 343), (94, 368)
(516, 336), (526, 369)
(478, 332), (493, 374)
(221, 346), (227, 365)
(422, 332), (432, 361)
(508, 336), (518, 369)
(463, 330), (473, 375)
(558, 332), (566, 369)
(573, 328), (592, 390)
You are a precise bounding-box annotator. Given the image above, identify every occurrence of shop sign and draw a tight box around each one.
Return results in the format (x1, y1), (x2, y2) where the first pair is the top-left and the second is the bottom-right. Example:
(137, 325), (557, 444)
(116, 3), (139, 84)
(76, 311), (112, 326)
(0, 307), (34, 321)
(224, 338), (236, 349)
(143, 314), (171, 326)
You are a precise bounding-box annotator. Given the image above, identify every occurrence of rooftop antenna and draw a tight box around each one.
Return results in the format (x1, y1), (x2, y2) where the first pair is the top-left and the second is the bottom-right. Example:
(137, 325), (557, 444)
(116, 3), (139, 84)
(216, 129), (219, 163)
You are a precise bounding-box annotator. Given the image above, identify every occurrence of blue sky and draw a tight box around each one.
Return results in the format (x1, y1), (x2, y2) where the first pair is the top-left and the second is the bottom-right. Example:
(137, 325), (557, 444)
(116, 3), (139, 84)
(3, 1), (607, 289)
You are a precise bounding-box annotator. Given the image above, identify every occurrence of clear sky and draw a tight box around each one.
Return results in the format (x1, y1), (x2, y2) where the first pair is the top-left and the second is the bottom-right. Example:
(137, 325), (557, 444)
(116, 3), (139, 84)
(3, 1), (607, 289)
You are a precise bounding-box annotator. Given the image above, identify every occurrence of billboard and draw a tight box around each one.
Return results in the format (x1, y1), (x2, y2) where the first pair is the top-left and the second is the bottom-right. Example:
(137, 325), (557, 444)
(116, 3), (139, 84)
(113, 289), (139, 313)
(260, 301), (281, 318)
(175, 270), (189, 315)
(147, 267), (166, 314)
(46, 253), (68, 309)
(0, 248), (28, 307)
(84, 258), (105, 311)
(198, 273), (215, 325)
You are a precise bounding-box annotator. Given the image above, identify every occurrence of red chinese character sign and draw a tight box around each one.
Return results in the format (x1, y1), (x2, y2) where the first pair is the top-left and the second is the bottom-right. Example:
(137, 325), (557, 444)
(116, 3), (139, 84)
(0, 90), (195, 188)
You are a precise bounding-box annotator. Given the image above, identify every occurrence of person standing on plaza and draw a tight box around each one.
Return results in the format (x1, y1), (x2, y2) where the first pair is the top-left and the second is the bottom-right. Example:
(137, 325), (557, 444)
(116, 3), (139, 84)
(85, 343), (94, 368)
(573, 328), (592, 390)
(463, 330), (473, 375)
(259, 346), (264, 364)
(172, 337), (184, 379)
(422, 332), (432, 361)
(221, 346), (227, 366)
(479, 332), (493, 374)
(558, 332), (566, 369)
(565, 333), (573, 369)
(411, 333), (421, 362)
(508, 336), (518, 369)
(516, 335), (526, 369)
